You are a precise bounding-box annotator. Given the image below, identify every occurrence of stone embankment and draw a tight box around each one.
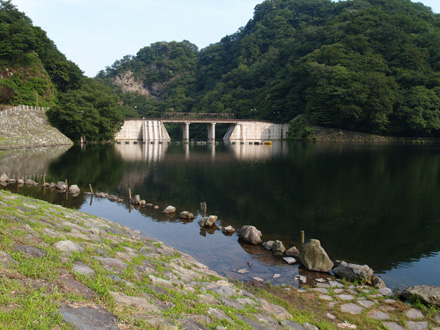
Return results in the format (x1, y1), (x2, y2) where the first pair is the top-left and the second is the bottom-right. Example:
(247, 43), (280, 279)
(1, 190), (440, 329)
(0, 105), (73, 149)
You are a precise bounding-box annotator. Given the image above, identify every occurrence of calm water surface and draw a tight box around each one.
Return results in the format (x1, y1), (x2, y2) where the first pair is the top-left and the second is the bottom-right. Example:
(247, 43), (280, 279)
(1, 141), (440, 289)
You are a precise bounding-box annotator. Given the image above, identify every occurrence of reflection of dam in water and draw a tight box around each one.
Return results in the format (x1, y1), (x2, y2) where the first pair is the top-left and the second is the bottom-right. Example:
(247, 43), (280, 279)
(0, 145), (72, 178)
(114, 141), (288, 162)
(114, 142), (169, 162)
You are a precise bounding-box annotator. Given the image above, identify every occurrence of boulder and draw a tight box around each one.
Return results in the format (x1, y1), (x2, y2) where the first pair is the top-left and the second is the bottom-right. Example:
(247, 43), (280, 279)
(96, 192), (108, 198)
(68, 185), (80, 194)
(222, 226), (235, 234)
(198, 215), (218, 227)
(272, 240), (286, 256)
(108, 195), (119, 202)
(48, 182), (55, 188)
(372, 276), (386, 289)
(0, 173), (8, 182)
(131, 195), (140, 205)
(139, 200), (147, 207)
(180, 211), (194, 220)
(8, 178), (16, 184)
(285, 246), (300, 258)
(55, 181), (67, 190)
(401, 285), (440, 307)
(238, 225), (262, 245)
(25, 179), (39, 186)
(299, 239), (334, 272)
(262, 241), (275, 251)
(163, 205), (176, 214)
(333, 261), (374, 283)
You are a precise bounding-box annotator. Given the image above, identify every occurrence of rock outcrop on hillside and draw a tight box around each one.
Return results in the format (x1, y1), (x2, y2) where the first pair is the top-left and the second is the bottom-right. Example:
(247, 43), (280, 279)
(0, 107), (73, 149)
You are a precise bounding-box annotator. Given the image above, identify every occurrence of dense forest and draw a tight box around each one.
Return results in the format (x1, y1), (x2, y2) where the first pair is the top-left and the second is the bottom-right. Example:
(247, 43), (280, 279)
(0, 0), (123, 141)
(98, 0), (440, 137)
(2, 0), (440, 138)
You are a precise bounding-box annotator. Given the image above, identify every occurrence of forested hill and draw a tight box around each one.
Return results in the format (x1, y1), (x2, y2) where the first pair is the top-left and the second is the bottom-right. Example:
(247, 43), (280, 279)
(0, 0), (123, 142)
(98, 0), (440, 137)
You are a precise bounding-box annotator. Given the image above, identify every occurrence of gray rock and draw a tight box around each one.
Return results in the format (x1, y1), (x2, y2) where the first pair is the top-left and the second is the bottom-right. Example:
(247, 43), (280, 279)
(58, 304), (121, 330)
(283, 257), (297, 265)
(73, 262), (95, 277)
(372, 275), (386, 288)
(92, 257), (128, 270)
(402, 285), (440, 307)
(262, 241), (274, 250)
(55, 181), (67, 190)
(366, 310), (390, 320)
(238, 225), (262, 245)
(333, 261), (374, 283)
(285, 246), (300, 258)
(0, 251), (16, 267)
(131, 194), (140, 204)
(110, 291), (160, 313)
(406, 321), (429, 330)
(0, 173), (8, 182)
(139, 200), (146, 206)
(258, 298), (292, 320)
(163, 205), (176, 214)
(221, 226), (235, 234)
(299, 239), (334, 272)
(272, 240), (286, 256)
(54, 240), (85, 253)
(68, 185), (80, 194)
(14, 245), (46, 258)
(25, 179), (39, 186)
(198, 215), (218, 227)
(340, 303), (364, 314)
(281, 320), (308, 330)
(179, 211), (194, 220)
(108, 195), (119, 201)
(48, 182), (56, 188)
(406, 309), (424, 320)
(382, 322), (406, 330)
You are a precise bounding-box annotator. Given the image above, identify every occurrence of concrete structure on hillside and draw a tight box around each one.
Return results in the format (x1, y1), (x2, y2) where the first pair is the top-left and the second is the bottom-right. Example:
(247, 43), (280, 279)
(115, 114), (289, 143)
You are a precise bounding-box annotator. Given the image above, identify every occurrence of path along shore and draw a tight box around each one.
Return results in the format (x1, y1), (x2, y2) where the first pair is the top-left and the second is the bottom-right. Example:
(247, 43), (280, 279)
(0, 190), (439, 330)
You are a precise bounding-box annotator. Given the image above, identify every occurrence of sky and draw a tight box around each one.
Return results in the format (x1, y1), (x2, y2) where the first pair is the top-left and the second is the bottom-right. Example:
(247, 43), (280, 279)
(11, 0), (440, 78)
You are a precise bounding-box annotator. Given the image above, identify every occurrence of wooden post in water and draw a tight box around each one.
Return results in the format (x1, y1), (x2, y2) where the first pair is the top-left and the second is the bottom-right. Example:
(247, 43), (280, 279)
(203, 202), (207, 217)
(89, 184), (94, 195)
(128, 188), (132, 202)
(43, 175), (46, 185)
(301, 230), (305, 244)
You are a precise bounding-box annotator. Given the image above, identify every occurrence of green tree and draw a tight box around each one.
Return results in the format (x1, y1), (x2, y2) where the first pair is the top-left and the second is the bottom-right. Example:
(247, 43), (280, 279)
(47, 80), (124, 141)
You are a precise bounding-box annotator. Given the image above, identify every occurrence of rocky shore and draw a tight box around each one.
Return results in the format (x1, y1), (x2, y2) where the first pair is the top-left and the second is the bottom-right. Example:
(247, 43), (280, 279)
(1, 190), (439, 330)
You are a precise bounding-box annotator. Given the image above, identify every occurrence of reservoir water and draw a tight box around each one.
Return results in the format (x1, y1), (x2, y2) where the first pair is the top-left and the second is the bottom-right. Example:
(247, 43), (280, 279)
(1, 141), (440, 289)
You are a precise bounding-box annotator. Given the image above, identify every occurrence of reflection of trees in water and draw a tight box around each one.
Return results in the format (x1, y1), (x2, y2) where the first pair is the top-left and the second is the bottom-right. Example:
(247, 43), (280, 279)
(47, 145), (125, 193)
(123, 142), (440, 273)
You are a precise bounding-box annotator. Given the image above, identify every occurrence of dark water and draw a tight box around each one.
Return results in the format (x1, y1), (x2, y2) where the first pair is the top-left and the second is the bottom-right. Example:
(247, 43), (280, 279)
(1, 141), (440, 289)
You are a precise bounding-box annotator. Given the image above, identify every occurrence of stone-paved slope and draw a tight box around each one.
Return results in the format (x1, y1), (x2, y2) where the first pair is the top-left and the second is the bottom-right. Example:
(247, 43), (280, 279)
(0, 108), (73, 149)
(1, 190), (439, 330)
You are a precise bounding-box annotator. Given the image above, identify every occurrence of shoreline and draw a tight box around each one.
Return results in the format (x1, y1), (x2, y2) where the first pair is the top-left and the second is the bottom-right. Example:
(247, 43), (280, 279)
(1, 190), (439, 329)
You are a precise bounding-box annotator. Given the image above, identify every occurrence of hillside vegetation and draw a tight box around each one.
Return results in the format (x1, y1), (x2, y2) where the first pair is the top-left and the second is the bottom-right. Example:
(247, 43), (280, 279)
(99, 0), (440, 137)
(0, 0), (123, 142)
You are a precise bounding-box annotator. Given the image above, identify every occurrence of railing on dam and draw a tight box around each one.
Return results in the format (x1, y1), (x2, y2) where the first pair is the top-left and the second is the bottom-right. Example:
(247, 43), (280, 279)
(161, 112), (236, 121)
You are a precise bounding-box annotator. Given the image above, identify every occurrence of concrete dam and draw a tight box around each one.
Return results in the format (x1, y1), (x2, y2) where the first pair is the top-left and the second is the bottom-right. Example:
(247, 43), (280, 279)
(115, 114), (289, 143)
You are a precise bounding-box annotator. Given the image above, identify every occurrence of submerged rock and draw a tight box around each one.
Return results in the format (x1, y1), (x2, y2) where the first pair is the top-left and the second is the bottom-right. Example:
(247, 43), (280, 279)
(299, 239), (334, 272)
(68, 185), (80, 194)
(222, 226), (235, 235)
(163, 205), (176, 214)
(131, 195), (140, 205)
(0, 173), (9, 182)
(25, 179), (39, 186)
(238, 225), (262, 245)
(55, 181), (67, 190)
(198, 215), (217, 227)
(180, 211), (194, 220)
